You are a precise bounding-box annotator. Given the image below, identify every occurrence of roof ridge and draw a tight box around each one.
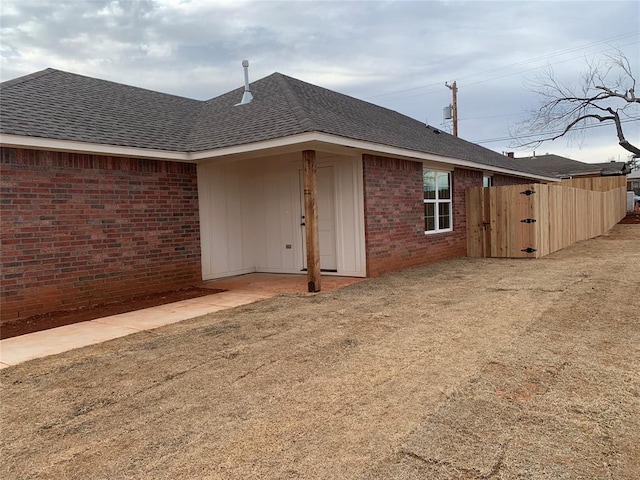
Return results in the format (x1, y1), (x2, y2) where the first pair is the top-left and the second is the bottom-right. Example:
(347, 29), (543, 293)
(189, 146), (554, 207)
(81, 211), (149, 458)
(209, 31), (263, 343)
(1, 68), (57, 88)
(591, 161), (625, 166)
(273, 73), (317, 132)
(3, 67), (205, 103)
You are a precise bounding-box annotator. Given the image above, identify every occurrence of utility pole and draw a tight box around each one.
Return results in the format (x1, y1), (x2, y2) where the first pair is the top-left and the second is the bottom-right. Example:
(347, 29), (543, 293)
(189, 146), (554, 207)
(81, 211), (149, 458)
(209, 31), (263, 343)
(445, 81), (458, 137)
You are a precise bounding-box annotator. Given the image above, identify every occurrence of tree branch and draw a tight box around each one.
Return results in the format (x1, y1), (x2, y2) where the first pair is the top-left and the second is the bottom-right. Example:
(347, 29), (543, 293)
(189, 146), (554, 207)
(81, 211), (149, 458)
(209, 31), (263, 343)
(548, 114), (616, 141)
(512, 51), (640, 156)
(595, 85), (640, 103)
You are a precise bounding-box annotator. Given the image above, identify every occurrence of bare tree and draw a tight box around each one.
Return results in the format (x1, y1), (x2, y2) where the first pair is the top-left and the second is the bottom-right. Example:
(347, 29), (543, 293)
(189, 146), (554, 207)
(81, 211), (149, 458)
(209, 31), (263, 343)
(513, 51), (640, 156)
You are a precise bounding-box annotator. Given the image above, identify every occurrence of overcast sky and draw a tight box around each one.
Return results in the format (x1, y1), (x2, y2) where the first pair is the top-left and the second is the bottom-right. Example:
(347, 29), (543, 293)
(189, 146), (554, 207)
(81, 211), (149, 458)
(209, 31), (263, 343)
(1, 0), (638, 163)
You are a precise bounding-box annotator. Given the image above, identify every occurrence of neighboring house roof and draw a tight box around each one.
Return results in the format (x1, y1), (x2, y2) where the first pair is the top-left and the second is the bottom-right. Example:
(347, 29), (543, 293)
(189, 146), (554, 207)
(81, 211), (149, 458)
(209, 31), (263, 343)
(512, 154), (629, 178)
(1, 68), (552, 179)
(589, 161), (630, 176)
(627, 170), (640, 180)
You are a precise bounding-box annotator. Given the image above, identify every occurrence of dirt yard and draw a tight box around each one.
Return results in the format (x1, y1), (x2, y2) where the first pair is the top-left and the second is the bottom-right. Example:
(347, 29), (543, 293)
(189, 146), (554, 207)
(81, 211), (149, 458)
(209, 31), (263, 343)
(0, 288), (223, 340)
(1, 225), (638, 479)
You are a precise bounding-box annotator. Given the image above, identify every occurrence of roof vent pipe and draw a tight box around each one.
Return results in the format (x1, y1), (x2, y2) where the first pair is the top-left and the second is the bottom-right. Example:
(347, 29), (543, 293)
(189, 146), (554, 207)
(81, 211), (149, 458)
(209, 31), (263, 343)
(237, 60), (253, 105)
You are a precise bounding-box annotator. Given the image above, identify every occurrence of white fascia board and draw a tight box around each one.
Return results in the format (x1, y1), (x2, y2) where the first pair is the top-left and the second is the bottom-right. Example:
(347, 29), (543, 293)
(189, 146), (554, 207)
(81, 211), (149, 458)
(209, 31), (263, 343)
(310, 133), (559, 182)
(2, 131), (558, 182)
(0, 134), (192, 162)
(189, 132), (325, 160)
(192, 132), (558, 182)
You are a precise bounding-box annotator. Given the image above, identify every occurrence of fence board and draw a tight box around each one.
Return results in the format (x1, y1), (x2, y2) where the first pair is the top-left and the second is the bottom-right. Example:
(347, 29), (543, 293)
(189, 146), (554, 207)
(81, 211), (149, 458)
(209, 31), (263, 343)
(559, 176), (625, 192)
(547, 184), (562, 254)
(483, 187), (491, 257)
(466, 186), (484, 258)
(534, 185), (562, 258)
(466, 176), (626, 259)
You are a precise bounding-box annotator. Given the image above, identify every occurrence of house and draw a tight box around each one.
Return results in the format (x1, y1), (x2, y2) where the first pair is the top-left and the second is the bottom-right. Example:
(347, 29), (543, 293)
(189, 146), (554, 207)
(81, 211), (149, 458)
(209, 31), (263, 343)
(627, 169), (640, 193)
(510, 153), (629, 179)
(628, 170), (640, 212)
(0, 67), (557, 322)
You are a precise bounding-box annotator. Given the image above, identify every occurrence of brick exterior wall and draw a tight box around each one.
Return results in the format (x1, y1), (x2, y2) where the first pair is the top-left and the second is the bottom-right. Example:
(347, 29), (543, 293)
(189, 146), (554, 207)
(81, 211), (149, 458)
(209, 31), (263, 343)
(1, 147), (201, 323)
(362, 154), (482, 277)
(492, 173), (533, 186)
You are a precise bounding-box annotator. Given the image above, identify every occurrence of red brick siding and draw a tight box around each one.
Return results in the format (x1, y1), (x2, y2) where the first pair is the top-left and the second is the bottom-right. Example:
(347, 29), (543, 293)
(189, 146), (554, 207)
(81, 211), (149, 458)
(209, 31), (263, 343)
(1, 147), (201, 322)
(492, 173), (533, 186)
(362, 154), (482, 277)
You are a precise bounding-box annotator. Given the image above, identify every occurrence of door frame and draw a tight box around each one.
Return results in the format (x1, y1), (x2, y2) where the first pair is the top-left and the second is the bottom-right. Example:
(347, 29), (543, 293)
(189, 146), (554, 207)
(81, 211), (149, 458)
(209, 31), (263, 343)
(299, 164), (338, 272)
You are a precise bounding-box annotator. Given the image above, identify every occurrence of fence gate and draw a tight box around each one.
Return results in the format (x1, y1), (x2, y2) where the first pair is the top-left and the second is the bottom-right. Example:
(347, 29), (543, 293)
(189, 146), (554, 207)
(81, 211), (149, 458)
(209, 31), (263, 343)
(467, 184), (540, 258)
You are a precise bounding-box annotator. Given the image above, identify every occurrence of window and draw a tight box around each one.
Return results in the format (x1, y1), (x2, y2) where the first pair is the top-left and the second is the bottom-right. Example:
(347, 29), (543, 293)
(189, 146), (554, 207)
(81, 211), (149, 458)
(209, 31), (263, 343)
(483, 175), (493, 187)
(423, 169), (452, 233)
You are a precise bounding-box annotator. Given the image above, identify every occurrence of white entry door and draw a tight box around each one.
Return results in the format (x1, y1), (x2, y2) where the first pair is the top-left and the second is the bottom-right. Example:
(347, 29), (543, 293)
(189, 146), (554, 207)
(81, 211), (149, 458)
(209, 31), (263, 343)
(301, 166), (337, 271)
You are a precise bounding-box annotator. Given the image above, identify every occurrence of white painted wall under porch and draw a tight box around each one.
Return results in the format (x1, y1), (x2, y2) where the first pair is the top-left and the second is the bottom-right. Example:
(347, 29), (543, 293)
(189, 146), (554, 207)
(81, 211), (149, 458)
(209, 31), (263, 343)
(197, 151), (366, 280)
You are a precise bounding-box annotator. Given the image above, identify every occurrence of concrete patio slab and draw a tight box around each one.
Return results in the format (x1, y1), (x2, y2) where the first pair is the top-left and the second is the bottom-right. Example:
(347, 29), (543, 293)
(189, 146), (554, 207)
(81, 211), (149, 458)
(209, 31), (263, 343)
(90, 303), (225, 330)
(0, 321), (138, 367)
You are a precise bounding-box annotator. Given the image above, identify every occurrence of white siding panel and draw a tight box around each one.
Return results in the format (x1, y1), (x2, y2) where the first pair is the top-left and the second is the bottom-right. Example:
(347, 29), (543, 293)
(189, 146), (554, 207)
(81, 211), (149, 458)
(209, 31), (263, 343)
(264, 166), (282, 269)
(253, 157), (299, 272)
(333, 157), (366, 276)
(215, 166), (234, 275)
(198, 162), (253, 279)
(317, 166), (337, 270)
(209, 165), (230, 275)
(197, 164), (213, 278)
(247, 166), (266, 271)
(224, 163), (244, 273)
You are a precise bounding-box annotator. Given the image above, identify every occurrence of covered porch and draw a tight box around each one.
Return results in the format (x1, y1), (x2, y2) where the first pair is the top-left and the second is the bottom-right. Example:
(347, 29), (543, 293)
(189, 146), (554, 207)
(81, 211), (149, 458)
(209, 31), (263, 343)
(197, 148), (367, 291)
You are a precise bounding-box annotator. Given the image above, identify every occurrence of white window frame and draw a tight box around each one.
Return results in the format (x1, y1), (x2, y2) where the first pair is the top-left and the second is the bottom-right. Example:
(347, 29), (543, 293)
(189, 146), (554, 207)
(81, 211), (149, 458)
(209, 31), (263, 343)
(423, 168), (453, 234)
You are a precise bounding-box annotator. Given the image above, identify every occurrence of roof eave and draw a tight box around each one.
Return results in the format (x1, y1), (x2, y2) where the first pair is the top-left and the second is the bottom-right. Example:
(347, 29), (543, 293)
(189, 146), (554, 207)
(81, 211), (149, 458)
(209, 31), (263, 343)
(191, 132), (558, 181)
(1, 132), (559, 182)
(0, 133), (193, 162)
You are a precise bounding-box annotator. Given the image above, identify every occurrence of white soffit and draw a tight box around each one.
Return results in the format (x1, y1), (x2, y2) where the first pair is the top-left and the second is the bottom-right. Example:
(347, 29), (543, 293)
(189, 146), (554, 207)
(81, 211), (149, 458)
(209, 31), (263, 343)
(0, 132), (558, 182)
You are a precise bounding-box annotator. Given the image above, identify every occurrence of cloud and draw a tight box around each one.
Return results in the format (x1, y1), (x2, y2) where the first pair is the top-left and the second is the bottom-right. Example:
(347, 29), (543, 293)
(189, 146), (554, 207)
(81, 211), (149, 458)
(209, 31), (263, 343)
(1, 0), (638, 162)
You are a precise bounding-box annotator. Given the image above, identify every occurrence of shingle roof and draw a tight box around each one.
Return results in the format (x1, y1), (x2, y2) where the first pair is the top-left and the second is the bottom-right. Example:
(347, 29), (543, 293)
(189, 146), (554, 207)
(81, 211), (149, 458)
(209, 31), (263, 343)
(0, 69), (201, 151)
(589, 161), (630, 175)
(511, 154), (628, 178)
(1, 68), (551, 178)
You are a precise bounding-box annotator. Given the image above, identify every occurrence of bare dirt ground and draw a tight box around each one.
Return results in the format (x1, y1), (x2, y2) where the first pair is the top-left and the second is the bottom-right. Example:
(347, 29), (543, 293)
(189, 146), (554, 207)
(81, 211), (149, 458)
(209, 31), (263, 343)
(1, 224), (638, 480)
(619, 211), (640, 224)
(0, 287), (224, 340)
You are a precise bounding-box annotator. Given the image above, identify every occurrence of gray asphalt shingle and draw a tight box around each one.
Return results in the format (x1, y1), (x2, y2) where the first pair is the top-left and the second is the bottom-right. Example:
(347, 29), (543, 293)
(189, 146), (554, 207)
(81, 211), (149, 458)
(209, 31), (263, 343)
(1, 69), (201, 151)
(1, 68), (551, 177)
(512, 154), (628, 178)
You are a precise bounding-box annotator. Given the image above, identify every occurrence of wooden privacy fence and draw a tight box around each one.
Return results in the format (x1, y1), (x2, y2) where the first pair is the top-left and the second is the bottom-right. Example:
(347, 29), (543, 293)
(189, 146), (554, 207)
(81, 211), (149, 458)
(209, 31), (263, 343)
(466, 176), (626, 258)
(557, 176), (626, 192)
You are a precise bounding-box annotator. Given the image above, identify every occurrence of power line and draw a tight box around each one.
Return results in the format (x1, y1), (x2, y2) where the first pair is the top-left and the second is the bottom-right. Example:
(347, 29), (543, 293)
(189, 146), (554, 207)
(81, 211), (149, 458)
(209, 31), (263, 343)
(362, 45), (634, 105)
(463, 40), (638, 89)
(362, 31), (639, 101)
(455, 32), (638, 83)
(472, 117), (640, 144)
(363, 81), (442, 100)
(369, 39), (638, 104)
(458, 112), (522, 121)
